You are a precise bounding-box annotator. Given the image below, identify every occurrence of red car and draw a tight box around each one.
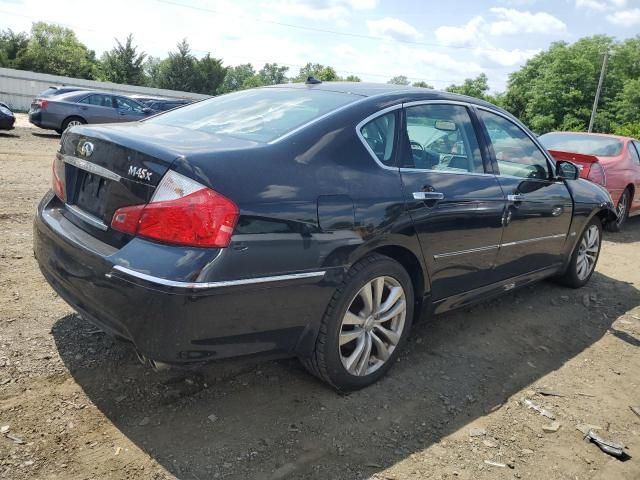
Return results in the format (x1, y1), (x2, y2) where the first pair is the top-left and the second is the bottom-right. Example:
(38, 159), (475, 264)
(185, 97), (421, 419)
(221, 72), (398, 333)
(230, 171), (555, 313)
(540, 132), (640, 231)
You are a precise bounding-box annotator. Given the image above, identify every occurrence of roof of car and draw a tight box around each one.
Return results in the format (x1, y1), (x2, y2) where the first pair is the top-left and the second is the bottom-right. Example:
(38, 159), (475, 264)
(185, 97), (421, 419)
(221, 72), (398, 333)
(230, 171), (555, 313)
(543, 131), (635, 142)
(267, 81), (496, 107)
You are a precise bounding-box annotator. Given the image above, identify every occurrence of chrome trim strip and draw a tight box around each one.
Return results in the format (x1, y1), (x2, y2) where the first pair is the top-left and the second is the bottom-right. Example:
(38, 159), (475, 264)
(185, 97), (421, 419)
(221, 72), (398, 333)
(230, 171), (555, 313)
(108, 265), (327, 289)
(62, 154), (122, 182)
(355, 104), (403, 171)
(500, 233), (566, 248)
(65, 204), (108, 231)
(434, 244), (499, 259)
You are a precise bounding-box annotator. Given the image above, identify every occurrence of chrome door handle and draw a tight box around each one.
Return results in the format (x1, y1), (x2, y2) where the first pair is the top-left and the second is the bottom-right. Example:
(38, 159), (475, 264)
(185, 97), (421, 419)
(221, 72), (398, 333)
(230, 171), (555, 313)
(507, 194), (525, 202)
(413, 191), (444, 201)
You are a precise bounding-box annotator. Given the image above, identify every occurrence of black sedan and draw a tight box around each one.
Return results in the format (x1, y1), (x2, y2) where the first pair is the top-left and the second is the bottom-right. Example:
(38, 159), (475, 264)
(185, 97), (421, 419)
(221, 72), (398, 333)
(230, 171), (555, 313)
(0, 101), (15, 130)
(34, 82), (617, 391)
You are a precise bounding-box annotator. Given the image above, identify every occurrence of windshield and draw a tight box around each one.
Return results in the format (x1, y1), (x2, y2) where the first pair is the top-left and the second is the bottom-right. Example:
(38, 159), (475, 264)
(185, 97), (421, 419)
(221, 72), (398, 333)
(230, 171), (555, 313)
(539, 133), (624, 156)
(147, 88), (359, 142)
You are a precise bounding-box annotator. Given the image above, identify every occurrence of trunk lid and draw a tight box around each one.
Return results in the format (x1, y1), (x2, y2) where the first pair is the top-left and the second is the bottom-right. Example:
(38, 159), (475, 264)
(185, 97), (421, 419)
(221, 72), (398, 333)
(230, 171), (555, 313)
(56, 123), (259, 246)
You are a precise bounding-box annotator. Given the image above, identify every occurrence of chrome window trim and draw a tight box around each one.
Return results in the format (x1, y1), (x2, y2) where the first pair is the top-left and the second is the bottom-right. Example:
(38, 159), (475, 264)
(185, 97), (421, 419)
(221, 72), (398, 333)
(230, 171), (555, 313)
(433, 233), (566, 259)
(62, 154), (122, 182)
(474, 105), (557, 178)
(65, 204), (109, 231)
(108, 265), (327, 289)
(355, 104), (403, 171)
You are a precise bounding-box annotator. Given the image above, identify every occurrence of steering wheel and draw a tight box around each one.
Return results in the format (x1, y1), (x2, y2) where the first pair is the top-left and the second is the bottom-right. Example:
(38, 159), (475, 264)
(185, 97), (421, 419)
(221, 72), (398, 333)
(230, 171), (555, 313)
(410, 141), (426, 165)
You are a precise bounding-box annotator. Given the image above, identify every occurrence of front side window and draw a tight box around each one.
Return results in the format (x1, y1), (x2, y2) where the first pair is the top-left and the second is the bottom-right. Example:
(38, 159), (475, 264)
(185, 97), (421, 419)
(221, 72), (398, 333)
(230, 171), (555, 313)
(115, 97), (144, 113)
(360, 111), (397, 166)
(479, 110), (550, 180)
(148, 88), (358, 143)
(403, 104), (484, 173)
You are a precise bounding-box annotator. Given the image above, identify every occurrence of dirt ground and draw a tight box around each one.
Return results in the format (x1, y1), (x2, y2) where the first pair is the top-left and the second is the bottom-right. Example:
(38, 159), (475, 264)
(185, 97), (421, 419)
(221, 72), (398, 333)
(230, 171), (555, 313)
(1, 117), (640, 480)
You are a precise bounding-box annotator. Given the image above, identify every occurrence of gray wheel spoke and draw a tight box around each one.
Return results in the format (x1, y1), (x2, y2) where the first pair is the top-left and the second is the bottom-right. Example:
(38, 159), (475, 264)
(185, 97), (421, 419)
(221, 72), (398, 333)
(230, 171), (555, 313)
(377, 286), (403, 315)
(359, 283), (374, 316)
(355, 333), (372, 375)
(373, 277), (384, 313)
(340, 327), (364, 346)
(345, 335), (366, 373)
(377, 299), (406, 323)
(374, 324), (400, 346)
(343, 312), (365, 326)
(370, 331), (390, 361)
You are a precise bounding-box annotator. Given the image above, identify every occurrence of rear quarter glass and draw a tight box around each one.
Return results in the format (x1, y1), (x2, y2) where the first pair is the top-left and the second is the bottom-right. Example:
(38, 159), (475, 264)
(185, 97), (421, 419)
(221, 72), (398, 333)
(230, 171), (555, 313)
(147, 88), (360, 143)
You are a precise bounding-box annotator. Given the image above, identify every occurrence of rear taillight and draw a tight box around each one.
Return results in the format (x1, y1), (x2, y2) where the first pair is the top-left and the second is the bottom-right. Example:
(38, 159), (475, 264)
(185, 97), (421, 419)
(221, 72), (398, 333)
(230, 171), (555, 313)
(52, 157), (65, 201)
(111, 170), (239, 248)
(36, 99), (49, 109)
(587, 161), (605, 186)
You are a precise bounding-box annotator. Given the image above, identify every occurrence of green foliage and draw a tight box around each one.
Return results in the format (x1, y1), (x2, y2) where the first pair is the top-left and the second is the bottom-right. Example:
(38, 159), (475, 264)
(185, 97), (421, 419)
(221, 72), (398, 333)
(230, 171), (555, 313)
(446, 73), (489, 99)
(100, 34), (146, 85)
(412, 81), (433, 89)
(195, 53), (227, 95)
(387, 75), (410, 86)
(16, 22), (98, 79)
(613, 122), (640, 138)
(220, 63), (257, 93)
(258, 63), (289, 85)
(0, 29), (28, 67)
(294, 63), (339, 82)
(344, 75), (361, 82)
(156, 39), (197, 91)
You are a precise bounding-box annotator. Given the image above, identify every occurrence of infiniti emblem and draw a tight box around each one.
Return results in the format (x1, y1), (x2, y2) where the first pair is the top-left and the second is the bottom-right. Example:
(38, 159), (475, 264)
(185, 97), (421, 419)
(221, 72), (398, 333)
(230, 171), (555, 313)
(80, 141), (94, 157)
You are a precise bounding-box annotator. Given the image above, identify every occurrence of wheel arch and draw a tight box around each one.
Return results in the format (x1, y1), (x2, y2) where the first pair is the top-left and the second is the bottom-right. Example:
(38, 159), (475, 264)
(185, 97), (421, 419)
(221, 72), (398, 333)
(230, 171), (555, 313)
(62, 115), (86, 129)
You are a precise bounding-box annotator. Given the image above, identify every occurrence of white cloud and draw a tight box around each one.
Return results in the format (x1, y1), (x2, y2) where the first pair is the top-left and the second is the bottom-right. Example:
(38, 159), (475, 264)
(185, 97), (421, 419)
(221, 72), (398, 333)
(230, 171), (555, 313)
(607, 8), (640, 26)
(435, 16), (484, 47)
(575, 0), (626, 11)
(488, 8), (567, 35)
(367, 17), (423, 42)
(478, 47), (540, 66)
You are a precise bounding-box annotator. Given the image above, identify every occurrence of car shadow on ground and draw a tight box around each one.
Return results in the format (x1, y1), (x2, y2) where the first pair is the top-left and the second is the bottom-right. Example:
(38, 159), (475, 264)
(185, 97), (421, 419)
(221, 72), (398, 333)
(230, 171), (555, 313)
(603, 216), (640, 244)
(0, 132), (19, 138)
(51, 264), (640, 480)
(31, 132), (60, 139)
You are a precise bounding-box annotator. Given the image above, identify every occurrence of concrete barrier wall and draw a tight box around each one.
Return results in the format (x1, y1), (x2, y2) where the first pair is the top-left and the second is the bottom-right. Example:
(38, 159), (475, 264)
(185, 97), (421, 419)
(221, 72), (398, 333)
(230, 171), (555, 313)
(0, 67), (211, 111)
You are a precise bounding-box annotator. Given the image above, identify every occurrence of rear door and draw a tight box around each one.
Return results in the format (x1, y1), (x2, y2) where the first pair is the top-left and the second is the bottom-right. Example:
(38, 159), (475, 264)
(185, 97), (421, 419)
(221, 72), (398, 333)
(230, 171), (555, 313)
(476, 108), (572, 278)
(78, 94), (118, 123)
(398, 102), (506, 300)
(629, 141), (640, 214)
(114, 97), (148, 122)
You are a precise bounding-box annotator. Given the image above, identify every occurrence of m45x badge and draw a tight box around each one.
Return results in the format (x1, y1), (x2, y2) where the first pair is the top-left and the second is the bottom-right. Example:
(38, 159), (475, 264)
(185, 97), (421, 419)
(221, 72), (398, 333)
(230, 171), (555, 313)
(128, 166), (152, 182)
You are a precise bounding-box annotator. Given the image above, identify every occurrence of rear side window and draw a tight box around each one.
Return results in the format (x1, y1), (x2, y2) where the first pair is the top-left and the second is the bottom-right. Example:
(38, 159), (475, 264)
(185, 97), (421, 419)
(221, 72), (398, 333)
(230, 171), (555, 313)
(539, 133), (624, 156)
(79, 95), (112, 107)
(630, 141), (640, 164)
(148, 88), (358, 143)
(360, 111), (397, 166)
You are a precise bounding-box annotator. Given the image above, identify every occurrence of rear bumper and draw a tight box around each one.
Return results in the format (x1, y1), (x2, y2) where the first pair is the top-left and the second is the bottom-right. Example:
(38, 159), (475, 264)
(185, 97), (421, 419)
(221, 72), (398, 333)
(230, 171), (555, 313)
(0, 115), (14, 130)
(28, 110), (57, 130)
(34, 193), (336, 363)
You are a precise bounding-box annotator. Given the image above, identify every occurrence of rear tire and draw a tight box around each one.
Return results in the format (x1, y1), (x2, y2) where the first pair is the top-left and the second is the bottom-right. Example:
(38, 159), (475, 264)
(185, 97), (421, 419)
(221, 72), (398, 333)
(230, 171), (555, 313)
(556, 217), (602, 288)
(301, 253), (414, 391)
(61, 116), (86, 132)
(606, 188), (630, 232)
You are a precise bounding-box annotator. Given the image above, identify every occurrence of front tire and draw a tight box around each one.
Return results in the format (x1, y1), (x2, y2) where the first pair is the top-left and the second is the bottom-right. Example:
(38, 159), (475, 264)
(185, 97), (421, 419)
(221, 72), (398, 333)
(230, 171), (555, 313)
(556, 217), (602, 288)
(302, 253), (414, 391)
(606, 188), (630, 232)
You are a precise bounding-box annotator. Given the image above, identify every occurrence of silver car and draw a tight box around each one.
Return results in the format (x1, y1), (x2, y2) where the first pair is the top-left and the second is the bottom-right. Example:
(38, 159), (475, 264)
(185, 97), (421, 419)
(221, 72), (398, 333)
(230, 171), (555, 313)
(28, 90), (153, 134)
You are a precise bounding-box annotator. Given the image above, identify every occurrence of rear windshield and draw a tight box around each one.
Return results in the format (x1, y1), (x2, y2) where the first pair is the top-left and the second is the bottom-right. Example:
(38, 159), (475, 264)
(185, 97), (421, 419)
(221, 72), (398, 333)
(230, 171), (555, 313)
(147, 88), (359, 142)
(539, 133), (623, 156)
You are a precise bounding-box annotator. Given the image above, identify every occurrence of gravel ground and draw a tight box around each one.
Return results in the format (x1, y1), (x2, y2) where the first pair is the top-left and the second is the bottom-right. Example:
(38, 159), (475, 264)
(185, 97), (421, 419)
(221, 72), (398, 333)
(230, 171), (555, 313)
(1, 117), (639, 480)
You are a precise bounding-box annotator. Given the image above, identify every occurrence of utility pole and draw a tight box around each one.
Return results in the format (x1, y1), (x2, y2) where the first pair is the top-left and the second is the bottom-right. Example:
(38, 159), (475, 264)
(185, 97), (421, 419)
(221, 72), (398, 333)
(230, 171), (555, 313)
(588, 50), (608, 133)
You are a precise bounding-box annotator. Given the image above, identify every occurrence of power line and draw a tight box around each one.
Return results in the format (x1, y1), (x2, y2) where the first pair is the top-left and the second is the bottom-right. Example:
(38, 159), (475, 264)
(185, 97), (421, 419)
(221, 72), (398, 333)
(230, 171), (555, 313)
(0, 8), (463, 85)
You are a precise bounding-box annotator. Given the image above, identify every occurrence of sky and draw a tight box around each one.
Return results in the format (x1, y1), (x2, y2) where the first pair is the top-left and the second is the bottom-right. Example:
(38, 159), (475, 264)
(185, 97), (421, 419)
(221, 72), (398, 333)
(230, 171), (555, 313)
(1, 0), (639, 91)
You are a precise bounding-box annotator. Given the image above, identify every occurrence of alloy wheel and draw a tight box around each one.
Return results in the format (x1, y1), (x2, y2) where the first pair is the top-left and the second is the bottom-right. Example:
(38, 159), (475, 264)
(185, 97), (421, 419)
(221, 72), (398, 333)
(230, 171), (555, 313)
(339, 276), (407, 376)
(66, 120), (83, 129)
(616, 192), (628, 226)
(576, 225), (600, 281)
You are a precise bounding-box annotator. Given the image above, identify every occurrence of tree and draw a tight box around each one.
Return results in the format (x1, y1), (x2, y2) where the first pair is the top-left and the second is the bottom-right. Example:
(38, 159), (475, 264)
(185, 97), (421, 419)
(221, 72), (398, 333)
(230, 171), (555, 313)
(259, 63), (289, 85)
(194, 53), (226, 94)
(221, 63), (257, 93)
(446, 73), (490, 99)
(412, 81), (433, 88)
(100, 34), (147, 85)
(144, 56), (162, 87)
(157, 39), (197, 91)
(294, 63), (339, 82)
(344, 75), (361, 82)
(387, 75), (410, 85)
(16, 22), (98, 78)
(0, 29), (28, 68)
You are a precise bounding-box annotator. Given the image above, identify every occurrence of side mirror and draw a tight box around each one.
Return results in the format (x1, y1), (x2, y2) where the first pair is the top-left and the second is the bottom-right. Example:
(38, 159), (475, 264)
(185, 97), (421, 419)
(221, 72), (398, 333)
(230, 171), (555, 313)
(556, 161), (580, 180)
(143, 107), (152, 114)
